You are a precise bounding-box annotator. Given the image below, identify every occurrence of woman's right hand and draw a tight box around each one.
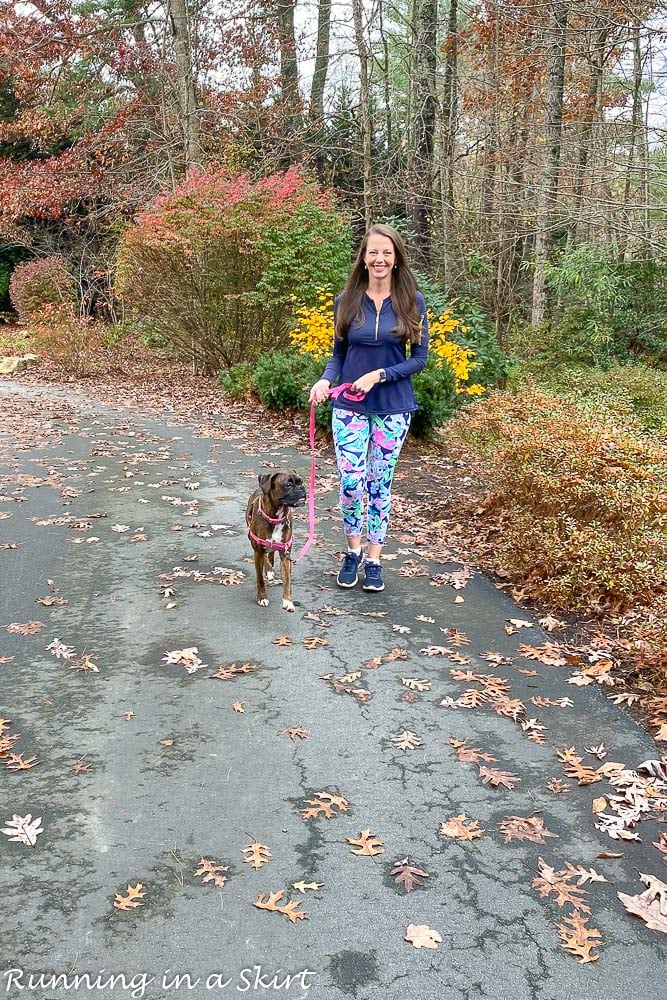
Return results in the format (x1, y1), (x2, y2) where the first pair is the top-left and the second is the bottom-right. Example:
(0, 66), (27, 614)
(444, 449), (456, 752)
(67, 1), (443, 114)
(309, 379), (331, 405)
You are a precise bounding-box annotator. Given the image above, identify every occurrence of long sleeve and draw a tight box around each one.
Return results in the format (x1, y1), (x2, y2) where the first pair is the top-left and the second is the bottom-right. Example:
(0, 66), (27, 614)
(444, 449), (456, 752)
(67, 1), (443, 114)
(383, 299), (429, 382)
(320, 335), (347, 385)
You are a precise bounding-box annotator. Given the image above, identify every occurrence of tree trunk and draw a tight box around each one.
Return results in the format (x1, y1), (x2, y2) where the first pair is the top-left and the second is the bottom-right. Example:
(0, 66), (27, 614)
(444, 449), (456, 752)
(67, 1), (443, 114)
(167, 0), (202, 173)
(621, 20), (650, 258)
(351, 0), (373, 227)
(276, 0), (301, 141)
(440, 0), (459, 286)
(531, 0), (568, 327)
(409, 0), (437, 264)
(309, 0), (331, 127)
(567, 23), (608, 247)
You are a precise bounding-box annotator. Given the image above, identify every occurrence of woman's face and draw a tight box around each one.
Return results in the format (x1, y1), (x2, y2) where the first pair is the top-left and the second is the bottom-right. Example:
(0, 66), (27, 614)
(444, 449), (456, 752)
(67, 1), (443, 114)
(364, 234), (396, 281)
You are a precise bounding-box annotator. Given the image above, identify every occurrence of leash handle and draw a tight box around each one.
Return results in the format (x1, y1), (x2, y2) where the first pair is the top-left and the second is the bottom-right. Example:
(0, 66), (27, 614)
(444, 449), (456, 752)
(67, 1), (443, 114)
(292, 382), (366, 564)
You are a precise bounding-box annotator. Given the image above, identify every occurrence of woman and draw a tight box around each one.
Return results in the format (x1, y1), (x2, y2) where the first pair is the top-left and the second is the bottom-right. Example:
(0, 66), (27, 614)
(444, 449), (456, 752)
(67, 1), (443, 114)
(309, 223), (429, 592)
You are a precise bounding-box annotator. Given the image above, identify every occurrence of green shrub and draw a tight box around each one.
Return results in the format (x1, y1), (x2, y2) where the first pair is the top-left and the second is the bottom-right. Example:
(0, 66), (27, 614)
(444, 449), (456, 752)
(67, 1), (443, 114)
(448, 296), (508, 387)
(9, 256), (77, 322)
(411, 356), (459, 439)
(253, 349), (323, 411)
(450, 387), (667, 612)
(219, 362), (256, 400)
(512, 361), (667, 435)
(117, 166), (351, 373)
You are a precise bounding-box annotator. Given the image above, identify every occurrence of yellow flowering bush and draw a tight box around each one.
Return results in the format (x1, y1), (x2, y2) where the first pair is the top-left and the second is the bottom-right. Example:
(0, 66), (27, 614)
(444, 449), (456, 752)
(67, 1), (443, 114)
(289, 293), (485, 396)
(288, 291), (335, 362)
(428, 309), (485, 396)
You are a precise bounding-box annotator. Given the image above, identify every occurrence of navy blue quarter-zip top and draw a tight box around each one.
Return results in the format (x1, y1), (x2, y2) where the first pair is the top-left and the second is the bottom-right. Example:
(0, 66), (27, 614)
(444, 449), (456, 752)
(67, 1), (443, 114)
(320, 292), (429, 416)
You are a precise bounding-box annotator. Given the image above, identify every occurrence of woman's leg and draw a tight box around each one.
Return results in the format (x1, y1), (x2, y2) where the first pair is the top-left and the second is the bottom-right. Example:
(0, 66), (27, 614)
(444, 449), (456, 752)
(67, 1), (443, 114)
(366, 412), (412, 558)
(332, 407), (371, 544)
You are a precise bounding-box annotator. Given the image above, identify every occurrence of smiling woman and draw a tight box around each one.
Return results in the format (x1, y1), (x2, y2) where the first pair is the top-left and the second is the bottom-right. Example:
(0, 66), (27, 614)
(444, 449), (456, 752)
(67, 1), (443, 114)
(308, 223), (429, 593)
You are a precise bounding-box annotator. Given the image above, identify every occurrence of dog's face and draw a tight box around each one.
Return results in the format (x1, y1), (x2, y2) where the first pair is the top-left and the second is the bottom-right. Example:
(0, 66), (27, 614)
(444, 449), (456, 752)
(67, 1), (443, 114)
(258, 470), (306, 508)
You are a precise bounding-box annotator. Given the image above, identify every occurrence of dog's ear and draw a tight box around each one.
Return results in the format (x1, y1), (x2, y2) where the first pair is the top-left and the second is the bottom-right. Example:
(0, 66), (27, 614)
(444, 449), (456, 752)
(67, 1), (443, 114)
(258, 473), (277, 495)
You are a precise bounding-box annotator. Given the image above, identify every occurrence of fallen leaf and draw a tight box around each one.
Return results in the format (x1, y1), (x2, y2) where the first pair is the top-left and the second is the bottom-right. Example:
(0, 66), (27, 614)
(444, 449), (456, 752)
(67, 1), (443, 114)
(6, 621), (45, 635)
(122, 711), (134, 721)
(194, 857), (228, 888)
(242, 842), (271, 870)
(400, 677), (431, 692)
(278, 727), (310, 741)
(405, 923), (442, 950)
(303, 637), (328, 650)
(347, 829), (384, 856)
(300, 792), (349, 821)
(390, 730), (423, 751)
(1, 813), (44, 846)
(292, 880), (323, 893)
(557, 912), (602, 963)
(438, 813), (484, 841)
(233, 701), (244, 713)
(160, 739), (174, 746)
(6, 753), (40, 771)
(113, 883), (145, 910)
(617, 873), (667, 933)
(391, 856), (429, 892)
(253, 890), (306, 923)
(478, 766), (520, 790)
(499, 815), (558, 844)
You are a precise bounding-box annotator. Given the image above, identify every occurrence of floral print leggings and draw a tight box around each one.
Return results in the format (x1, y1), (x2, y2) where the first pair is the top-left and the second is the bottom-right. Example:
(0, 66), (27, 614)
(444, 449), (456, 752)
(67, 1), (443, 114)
(332, 407), (412, 545)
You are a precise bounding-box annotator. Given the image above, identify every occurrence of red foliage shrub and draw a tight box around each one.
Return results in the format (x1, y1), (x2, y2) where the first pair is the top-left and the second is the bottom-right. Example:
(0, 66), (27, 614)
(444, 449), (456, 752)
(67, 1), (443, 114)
(116, 165), (351, 372)
(9, 256), (77, 322)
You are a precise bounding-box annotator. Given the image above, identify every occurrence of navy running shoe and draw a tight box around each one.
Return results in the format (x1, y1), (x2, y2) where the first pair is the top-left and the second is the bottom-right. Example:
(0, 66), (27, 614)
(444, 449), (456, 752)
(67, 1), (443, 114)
(337, 550), (363, 588)
(362, 562), (385, 592)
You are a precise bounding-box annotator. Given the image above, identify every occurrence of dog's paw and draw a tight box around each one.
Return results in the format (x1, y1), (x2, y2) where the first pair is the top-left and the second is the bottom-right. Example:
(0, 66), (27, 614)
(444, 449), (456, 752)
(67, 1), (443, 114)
(266, 569), (275, 582)
(257, 597), (270, 607)
(282, 599), (295, 613)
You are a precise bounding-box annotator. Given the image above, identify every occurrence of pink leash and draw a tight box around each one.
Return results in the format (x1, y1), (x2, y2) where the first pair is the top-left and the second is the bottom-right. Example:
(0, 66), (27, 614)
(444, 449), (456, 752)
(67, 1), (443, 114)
(292, 383), (366, 563)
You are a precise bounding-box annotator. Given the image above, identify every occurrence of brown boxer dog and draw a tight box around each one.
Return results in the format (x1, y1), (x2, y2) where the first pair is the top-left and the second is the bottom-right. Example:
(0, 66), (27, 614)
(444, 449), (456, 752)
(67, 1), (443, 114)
(246, 470), (306, 612)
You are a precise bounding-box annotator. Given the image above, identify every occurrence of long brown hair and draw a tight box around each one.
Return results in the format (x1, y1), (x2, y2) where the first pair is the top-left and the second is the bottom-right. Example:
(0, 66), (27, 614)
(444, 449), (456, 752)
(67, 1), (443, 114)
(334, 224), (423, 345)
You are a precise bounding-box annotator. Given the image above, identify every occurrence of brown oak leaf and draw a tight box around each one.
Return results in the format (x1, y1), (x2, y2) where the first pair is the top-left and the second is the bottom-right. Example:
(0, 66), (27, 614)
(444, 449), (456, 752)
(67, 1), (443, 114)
(7, 621), (45, 635)
(499, 815), (558, 844)
(400, 677), (431, 692)
(6, 753), (40, 771)
(113, 883), (146, 910)
(242, 842), (271, 870)
(391, 856), (429, 892)
(303, 637), (328, 650)
(390, 730), (423, 751)
(278, 727), (310, 741)
(617, 873), (667, 933)
(438, 813), (484, 841)
(347, 829), (384, 856)
(253, 890), (306, 923)
(194, 857), (228, 888)
(557, 912), (602, 963)
(478, 766), (520, 790)
(300, 792), (349, 821)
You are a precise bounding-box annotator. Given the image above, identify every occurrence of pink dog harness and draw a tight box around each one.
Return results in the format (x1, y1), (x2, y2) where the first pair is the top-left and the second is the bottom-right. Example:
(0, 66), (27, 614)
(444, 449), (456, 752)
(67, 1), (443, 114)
(246, 500), (293, 553)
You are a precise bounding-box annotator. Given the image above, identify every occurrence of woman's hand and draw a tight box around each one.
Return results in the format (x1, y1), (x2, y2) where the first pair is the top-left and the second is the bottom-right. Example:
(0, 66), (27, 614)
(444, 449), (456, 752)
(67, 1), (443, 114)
(309, 379), (331, 405)
(351, 370), (383, 394)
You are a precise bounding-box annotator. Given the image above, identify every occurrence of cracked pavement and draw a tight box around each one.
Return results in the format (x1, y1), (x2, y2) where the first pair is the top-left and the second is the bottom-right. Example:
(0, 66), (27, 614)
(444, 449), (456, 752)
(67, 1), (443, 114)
(0, 382), (665, 1000)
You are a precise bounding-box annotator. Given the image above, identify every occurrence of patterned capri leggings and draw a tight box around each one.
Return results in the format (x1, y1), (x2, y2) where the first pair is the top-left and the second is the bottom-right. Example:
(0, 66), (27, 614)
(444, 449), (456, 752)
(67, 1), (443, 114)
(332, 408), (411, 545)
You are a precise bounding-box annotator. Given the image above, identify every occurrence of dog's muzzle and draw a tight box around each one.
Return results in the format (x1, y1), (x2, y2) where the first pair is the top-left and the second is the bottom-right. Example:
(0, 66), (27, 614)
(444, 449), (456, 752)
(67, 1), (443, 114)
(281, 485), (307, 507)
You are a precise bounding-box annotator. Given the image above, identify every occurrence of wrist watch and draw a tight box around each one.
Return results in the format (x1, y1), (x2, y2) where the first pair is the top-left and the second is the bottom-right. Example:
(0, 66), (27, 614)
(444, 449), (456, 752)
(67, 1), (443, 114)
(378, 369), (387, 383)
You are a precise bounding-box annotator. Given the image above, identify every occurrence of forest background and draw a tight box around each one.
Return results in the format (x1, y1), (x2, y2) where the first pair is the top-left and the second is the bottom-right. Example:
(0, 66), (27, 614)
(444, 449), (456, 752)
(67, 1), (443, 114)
(0, 0), (666, 700)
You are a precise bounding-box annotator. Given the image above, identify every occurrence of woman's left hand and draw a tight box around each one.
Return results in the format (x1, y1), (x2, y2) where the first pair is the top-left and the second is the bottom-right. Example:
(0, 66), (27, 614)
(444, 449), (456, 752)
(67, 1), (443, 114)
(351, 369), (383, 394)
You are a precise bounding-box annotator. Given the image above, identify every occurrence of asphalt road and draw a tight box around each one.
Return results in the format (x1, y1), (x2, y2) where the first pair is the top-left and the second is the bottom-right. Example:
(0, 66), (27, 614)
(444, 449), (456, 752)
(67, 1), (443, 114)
(0, 381), (665, 1000)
